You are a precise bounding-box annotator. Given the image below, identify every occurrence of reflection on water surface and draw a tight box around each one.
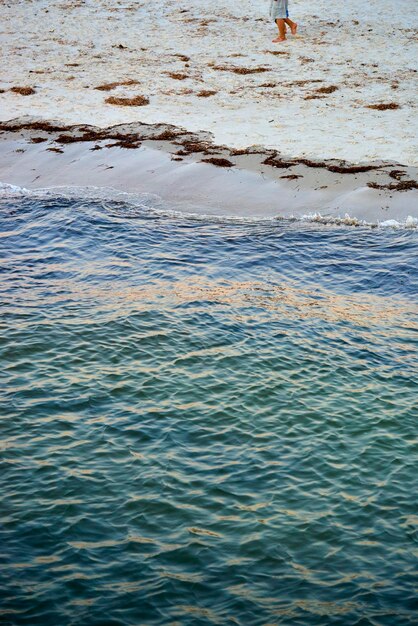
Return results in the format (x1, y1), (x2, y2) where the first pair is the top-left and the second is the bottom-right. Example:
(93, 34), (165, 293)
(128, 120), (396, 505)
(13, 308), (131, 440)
(1, 195), (417, 625)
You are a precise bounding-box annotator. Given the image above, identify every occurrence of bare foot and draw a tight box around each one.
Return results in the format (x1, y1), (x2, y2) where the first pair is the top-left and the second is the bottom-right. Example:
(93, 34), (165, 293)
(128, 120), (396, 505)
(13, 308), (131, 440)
(291, 22), (298, 35)
(272, 37), (286, 43)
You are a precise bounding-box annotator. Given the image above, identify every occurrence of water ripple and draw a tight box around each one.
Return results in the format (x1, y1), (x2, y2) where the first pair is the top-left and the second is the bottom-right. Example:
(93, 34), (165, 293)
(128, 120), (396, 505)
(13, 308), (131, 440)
(1, 196), (417, 625)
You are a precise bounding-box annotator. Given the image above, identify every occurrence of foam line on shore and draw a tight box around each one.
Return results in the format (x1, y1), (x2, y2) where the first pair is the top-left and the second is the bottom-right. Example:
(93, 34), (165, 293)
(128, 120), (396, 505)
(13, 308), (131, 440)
(1, 182), (417, 230)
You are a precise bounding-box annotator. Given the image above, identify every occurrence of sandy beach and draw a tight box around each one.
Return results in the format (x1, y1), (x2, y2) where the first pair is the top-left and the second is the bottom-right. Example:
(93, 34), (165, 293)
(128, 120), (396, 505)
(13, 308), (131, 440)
(1, 0), (417, 162)
(0, 0), (417, 223)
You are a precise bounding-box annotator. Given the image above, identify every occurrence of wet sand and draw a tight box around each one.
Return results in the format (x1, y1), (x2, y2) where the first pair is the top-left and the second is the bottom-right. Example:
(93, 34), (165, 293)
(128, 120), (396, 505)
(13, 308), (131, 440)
(1, 119), (417, 225)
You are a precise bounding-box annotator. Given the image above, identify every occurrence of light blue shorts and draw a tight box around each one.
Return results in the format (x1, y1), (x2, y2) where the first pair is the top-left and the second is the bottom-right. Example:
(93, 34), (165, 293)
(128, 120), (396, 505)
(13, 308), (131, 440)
(270, 0), (289, 20)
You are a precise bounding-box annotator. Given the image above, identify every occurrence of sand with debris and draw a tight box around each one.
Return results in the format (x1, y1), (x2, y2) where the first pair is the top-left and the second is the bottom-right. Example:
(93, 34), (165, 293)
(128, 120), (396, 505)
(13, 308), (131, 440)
(1, 0), (417, 165)
(0, 119), (417, 225)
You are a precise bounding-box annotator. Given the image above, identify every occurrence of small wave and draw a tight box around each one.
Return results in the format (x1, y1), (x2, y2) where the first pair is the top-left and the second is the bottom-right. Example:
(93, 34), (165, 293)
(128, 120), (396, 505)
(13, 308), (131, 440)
(0, 182), (31, 195)
(0, 182), (161, 207)
(0, 181), (417, 229)
(299, 212), (418, 229)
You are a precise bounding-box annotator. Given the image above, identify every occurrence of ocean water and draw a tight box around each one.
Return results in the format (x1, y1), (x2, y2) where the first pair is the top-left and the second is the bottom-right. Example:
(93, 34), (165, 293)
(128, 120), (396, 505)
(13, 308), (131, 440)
(1, 190), (417, 626)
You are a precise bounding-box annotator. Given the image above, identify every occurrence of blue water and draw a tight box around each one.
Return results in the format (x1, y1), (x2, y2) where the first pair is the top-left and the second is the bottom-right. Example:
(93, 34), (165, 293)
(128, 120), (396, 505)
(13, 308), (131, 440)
(1, 192), (417, 626)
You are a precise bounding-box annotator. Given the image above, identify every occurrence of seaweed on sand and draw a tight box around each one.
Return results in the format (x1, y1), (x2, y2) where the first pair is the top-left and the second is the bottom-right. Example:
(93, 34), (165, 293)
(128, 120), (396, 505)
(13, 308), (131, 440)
(105, 95), (149, 106)
(196, 90), (217, 97)
(0, 121), (70, 133)
(263, 155), (294, 169)
(152, 129), (183, 141)
(201, 157), (235, 168)
(367, 103), (400, 110)
(95, 80), (139, 91)
(172, 54), (190, 62)
(315, 85), (339, 94)
(368, 180), (418, 191)
(167, 72), (189, 81)
(177, 141), (214, 155)
(10, 86), (36, 95)
(388, 169), (406, 180)
(211, 65), (269, 75)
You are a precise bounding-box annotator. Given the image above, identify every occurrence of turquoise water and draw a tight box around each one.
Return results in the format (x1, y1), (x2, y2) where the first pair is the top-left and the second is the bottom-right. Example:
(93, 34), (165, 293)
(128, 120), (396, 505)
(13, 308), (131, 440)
(1, 192), (417, 626)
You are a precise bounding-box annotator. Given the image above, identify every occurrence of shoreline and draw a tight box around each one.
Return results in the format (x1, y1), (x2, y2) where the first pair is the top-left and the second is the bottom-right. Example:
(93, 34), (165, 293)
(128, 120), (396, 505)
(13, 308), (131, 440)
(0, 117), (417, 226)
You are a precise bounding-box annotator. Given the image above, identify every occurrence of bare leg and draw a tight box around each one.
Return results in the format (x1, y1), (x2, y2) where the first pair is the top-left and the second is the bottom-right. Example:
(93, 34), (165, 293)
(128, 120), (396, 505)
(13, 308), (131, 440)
(272, 18), (286, 42)
(284, 17), (298, 35)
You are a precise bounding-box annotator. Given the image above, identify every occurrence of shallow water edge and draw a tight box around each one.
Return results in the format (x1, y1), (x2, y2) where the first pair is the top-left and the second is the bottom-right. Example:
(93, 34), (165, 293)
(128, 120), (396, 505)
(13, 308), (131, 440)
(0, 118), (417, 226)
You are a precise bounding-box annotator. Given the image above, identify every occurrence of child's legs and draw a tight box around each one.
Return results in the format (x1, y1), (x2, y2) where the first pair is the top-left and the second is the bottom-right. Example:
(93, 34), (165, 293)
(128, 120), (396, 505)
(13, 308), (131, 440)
(284, 17), (297, 34)
(275, 19), (286, 39)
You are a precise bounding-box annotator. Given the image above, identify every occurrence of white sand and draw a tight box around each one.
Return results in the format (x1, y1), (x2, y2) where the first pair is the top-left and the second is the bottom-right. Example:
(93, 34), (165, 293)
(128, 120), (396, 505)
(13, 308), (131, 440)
(1, 0), (417, 165)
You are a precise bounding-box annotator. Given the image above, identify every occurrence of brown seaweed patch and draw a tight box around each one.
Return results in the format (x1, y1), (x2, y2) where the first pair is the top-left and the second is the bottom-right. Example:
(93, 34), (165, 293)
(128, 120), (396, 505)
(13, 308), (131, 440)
(0, 121), (70, 133)
(368, 180), (418, 191)
(199, 19), (216, 26)
(264, 154), (379, 174)
(285, 80), (323, 87)
(265, 50), (289, 56)
(105, 95), (149, 106)
(106, 131), (143, 141)
(327, 164), (377, 174)
(280, 174), (302, 180)
(196, 90), (218, 97)
(388, 169), (407, 180)
(172, 54), (190, 62)
(212, 65), (269, 75)
(56, 134), (80, 144)
(95, 79), (140, 91)
(30, 137), (47, 143)
(167, 72), (189, 81)
(105, 140), (141, 149)
(201, 157), (234, 167)
(56, 130), (106, 144)
(79, 131), (106, 142)
(297, 159), (377, 174)
(367, 103), (400, 110)
(152, 130), (182, 141)
(315, 85), (339, 94)
(178, 141), (213, 154)
(54, 129), (144, 145)
(27, 121), (69, 132)
(263, 155), (294, 169)
(10, 86), (36, 96)
(231, 67), (269, 75)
